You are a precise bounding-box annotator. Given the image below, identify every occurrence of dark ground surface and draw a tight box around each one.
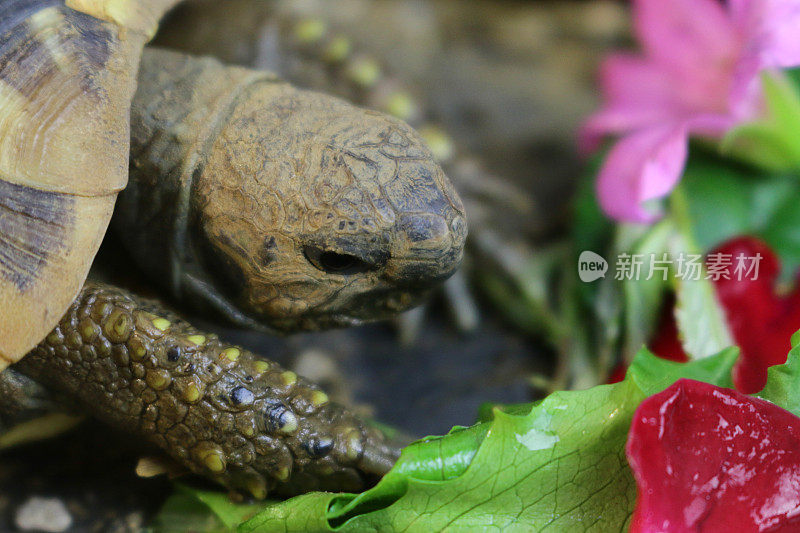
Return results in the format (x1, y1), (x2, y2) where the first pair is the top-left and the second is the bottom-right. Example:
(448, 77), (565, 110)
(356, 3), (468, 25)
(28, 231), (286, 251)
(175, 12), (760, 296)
(0, 425), (171, 533)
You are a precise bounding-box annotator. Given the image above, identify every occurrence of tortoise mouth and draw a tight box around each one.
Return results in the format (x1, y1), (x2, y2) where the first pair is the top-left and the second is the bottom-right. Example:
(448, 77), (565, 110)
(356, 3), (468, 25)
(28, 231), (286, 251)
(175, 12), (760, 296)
(267, 287), (431, 332)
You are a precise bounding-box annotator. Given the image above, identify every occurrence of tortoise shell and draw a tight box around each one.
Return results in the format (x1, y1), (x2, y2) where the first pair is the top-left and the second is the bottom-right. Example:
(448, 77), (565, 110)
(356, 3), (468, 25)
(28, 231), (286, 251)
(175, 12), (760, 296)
(0, 0), (180, 367)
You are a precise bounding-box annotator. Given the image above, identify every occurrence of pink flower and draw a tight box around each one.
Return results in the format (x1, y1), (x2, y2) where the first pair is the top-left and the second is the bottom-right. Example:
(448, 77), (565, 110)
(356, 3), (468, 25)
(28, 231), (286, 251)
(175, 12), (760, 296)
(581, 0), (800, 222)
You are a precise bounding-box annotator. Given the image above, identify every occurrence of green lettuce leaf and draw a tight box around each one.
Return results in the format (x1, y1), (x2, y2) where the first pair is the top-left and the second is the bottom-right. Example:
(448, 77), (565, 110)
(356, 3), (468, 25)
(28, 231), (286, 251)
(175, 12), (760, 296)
(151, 485), (270, 532)
(756, 330), (800, 415)
(242, 348), (736, 532)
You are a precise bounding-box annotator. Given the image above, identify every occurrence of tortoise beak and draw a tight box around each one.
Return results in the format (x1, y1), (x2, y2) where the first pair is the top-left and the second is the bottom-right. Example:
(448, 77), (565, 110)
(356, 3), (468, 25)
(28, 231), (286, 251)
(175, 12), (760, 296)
(383, 208), (468, 287)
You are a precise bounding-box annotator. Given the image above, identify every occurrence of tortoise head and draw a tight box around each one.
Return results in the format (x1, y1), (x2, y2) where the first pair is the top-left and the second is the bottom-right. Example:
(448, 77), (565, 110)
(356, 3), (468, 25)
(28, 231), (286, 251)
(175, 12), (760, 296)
(193, 83), (467, 331)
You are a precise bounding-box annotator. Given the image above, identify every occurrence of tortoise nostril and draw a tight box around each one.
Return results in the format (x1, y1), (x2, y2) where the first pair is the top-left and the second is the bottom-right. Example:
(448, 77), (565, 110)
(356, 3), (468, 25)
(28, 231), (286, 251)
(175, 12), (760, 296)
(384, 212), (466, 285)
(303, 245), (372, 275)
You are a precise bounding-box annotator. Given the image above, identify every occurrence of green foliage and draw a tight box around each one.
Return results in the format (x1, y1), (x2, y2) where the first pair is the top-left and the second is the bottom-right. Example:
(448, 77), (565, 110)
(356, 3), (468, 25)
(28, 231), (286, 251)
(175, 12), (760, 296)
(150, 486), (270, 533)
(680, 151), (800, 278)
(618, 221), (671, 361)
(666, 193), (735, 359)
(757, 330), (800, 416)
(722, 70), (800, 171)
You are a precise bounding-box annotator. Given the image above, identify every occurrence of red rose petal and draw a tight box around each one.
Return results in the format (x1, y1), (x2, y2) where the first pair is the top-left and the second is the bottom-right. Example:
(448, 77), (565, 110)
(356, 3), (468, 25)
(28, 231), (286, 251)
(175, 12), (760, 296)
(712, 237), (789, 392)
(607, 362), (628, 384)
(648, 294), (689, 363)
(627, 379), (800, 532)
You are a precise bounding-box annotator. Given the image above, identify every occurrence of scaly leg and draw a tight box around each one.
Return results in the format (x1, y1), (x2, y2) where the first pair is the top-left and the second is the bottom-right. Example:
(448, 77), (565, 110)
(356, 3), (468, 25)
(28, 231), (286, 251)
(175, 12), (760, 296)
(15, 282), (399, 498)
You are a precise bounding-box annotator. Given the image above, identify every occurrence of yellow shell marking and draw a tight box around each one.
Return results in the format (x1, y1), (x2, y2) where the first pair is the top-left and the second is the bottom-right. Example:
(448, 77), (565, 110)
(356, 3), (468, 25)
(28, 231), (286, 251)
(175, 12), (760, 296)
(145, 369), (171, 391)
(247, 478), (267, 500)
(66, 0), (178, 39)
(274, 466), (290, 482)
(0, 80), (28, 112)
(111, 317), (130, 337)
(194, 442), (226, 473)
(45, 331), (63, 346)
(128, 337), (147, 361)
(28, 9), (74, 72)
(203, 452), (225, 473)
(345, 429), (363, 460)
(79, 320), (100, 342)
(104, 310), (132, 342)
(278, 411), (298, 435)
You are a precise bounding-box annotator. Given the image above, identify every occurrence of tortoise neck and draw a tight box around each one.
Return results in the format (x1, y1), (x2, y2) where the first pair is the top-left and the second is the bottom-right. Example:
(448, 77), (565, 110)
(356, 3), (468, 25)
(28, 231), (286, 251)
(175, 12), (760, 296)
(116, 47), (276, 306)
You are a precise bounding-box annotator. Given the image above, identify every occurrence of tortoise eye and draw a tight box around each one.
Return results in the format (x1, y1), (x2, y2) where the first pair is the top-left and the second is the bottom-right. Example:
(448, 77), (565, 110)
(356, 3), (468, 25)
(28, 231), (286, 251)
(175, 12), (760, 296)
(303, 245), (371, 275)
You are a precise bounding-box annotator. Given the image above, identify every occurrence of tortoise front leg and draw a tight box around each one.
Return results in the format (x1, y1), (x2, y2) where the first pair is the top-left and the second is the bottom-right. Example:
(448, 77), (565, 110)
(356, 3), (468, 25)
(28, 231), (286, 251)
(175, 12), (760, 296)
(15, 282), (399, 498)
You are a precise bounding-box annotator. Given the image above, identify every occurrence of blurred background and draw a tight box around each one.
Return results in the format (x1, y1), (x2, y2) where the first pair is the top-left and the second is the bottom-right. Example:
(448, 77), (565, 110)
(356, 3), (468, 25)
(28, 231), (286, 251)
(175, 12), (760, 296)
(0, 1), (629, 531)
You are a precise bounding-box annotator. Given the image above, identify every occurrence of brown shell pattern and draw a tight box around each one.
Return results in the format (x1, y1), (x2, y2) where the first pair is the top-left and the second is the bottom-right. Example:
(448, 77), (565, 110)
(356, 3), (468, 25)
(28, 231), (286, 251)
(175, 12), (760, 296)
(0, 0), (180, 366)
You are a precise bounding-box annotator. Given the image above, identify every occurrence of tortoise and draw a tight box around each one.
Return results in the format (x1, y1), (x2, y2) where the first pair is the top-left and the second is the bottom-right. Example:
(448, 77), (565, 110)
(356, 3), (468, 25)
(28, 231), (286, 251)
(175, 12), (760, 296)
(0, 0), (467, 498)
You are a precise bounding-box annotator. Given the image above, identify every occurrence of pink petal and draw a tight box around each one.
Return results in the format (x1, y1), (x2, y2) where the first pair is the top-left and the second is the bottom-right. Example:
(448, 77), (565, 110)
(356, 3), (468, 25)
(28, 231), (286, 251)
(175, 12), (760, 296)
(579, 109), (666, 154)
(760, 1), (800, 67)
(579, 54), (686, 153)
(731, 0), (800, 68)
(729, 0), (800, 118)
(627, 379), (800, 532)
(599, 54), (677, 112)
(728, 0), (766, 23)
(633, 0), (738, 73)
(729, 55), (766, 121)
(596, 125), (688, 222)
(685, 113), (737, 137)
